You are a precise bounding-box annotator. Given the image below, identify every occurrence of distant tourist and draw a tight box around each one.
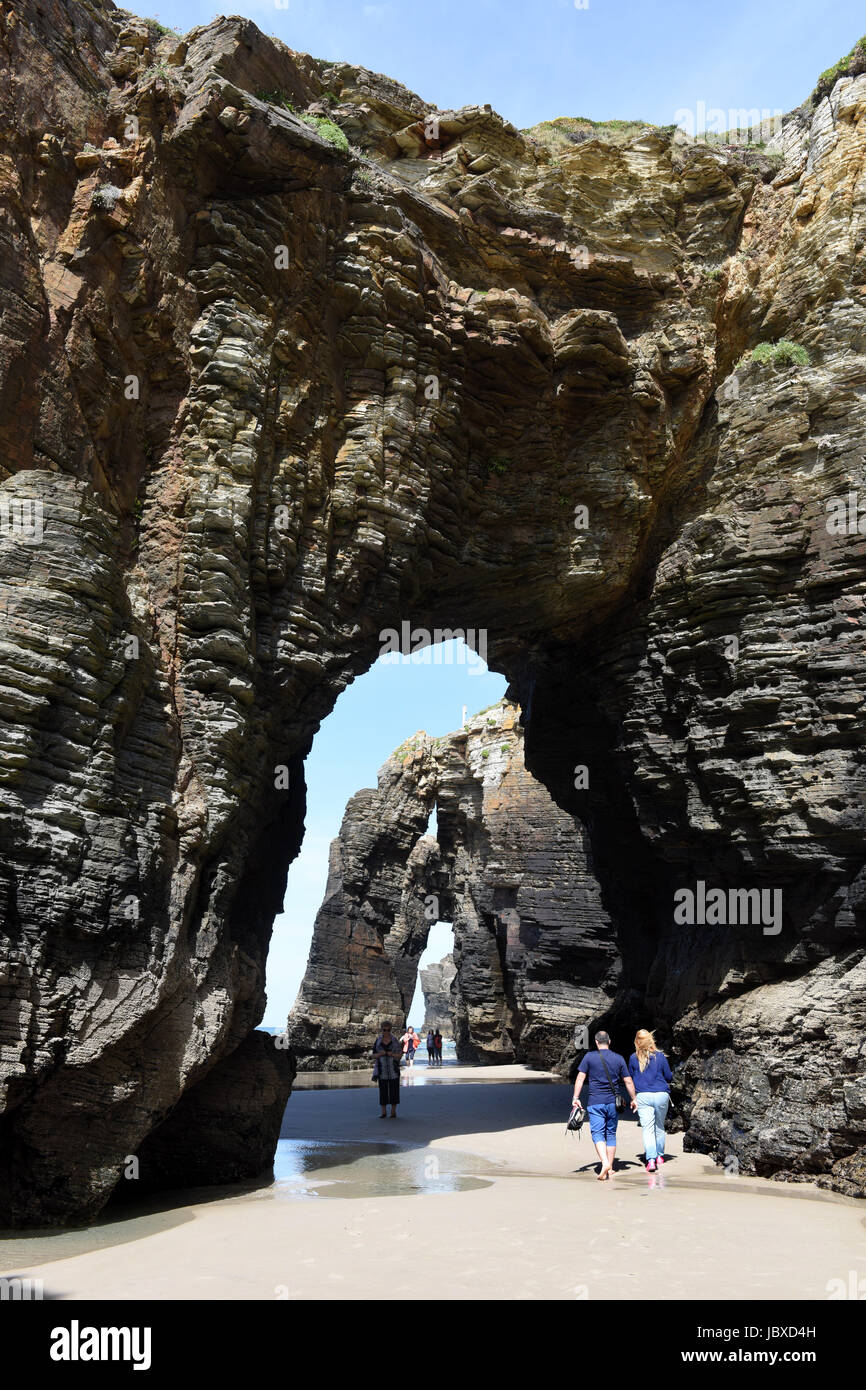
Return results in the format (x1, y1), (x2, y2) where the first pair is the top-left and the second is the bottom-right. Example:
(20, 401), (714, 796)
(433, 1029), (443, 1066)
(628, 1029), (673, 1172)
(400, 1025), (417, 1068)
(426, 1029), (436, 1064)
(571, 1030), (638, 1180)
(372, 1022), (402, 1118)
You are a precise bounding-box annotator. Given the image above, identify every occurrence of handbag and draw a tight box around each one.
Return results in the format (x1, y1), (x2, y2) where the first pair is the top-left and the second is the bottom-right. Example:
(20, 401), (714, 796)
(598, 1051), (625, 1111)
(565, 1103), (586, 1137)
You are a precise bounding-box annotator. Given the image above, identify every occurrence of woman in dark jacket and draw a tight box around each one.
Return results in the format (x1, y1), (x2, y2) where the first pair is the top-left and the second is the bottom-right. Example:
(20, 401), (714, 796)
(628, 1029), (673, 1172)
(372, 1022), (402, 1118)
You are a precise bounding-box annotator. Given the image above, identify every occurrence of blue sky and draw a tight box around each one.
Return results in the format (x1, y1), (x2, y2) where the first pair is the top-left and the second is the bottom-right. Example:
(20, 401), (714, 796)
(266, 646), (506, 1026)
(143, 0), (864, 130)
(133, 0), (865, 1027)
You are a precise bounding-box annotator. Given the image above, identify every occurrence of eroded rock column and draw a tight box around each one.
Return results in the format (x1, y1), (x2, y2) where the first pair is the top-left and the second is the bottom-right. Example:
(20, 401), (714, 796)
(288, 701), (619, 1068)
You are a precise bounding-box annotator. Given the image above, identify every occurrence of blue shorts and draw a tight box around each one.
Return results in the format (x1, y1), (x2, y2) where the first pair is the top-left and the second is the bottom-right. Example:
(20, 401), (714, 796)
(587, 1102), (618, 1144)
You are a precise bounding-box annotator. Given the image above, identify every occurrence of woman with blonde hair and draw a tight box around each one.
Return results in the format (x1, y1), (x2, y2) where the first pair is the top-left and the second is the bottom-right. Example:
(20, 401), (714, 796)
(628, 1029), (673, 1172)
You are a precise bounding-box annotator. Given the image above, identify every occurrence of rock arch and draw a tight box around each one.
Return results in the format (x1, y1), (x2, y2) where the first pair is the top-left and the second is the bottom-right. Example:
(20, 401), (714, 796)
(287, 700), (619, 1069)
(420, 953), (456, 1036)
(0, 3), (864, 1221)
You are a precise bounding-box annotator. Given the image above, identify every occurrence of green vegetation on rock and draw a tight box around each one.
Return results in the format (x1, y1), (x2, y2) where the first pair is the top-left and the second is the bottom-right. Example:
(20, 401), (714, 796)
(738, 339), (810, 370)
(470, 701), (504, 720)
(813, 35), (866, 103)
(255, 92), (348, 151)
(144, 17), (179, 38)
(523, 115), (655, 153)
(257, 89), (295, 110)
(300, 114), (349, 150)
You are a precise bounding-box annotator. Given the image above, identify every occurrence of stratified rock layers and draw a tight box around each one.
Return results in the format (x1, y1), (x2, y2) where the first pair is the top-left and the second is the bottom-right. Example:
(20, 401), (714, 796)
(130, 1029), (295, 1193)
(421, 955), (456, 1035)
(0, 1), (863, 1219)
(287, 702), (618, 1068)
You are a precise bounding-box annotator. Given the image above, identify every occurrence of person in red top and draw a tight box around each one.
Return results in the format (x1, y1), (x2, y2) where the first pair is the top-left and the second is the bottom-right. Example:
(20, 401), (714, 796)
(400, 1026), (417, 1068)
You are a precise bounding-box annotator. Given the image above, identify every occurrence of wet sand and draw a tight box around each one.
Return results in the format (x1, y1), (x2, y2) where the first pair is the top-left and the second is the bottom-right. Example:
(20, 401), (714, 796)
(3, 1064), (864, 1300)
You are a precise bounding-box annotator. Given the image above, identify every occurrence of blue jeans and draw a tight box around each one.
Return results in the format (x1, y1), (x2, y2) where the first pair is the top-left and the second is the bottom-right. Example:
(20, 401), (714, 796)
(587, 1102), (618, 1145)
(636, 1091), (669, 1160)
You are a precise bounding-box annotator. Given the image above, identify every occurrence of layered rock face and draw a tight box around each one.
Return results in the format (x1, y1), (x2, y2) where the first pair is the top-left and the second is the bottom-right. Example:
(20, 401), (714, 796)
(128, 1029), (294, 1195)
(288, 701), (618, 1068)
(421, 954), (456, 1035)
(0, 0), (863, 1219)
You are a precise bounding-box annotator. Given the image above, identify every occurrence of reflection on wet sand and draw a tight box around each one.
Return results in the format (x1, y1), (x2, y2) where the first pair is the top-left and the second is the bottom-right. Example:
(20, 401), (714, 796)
(268, 1138), (494, 1199)
(292, 1059), (558, 1089)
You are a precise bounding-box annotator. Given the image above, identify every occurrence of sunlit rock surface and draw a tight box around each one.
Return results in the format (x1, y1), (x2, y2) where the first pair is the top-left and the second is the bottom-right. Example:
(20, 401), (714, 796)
(421, 954), (456, 1035)
(0, 2), (863, 1219)
(288, 701), (618, 1069)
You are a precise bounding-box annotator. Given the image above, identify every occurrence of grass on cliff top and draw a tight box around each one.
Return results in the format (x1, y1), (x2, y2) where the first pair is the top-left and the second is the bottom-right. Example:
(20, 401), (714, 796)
(395, 733), (426, 761)
(143, 17), (180, 38)
(523, 115), (660, 153)
(468, 699), (509, 720)
(813, 35), (866, 103)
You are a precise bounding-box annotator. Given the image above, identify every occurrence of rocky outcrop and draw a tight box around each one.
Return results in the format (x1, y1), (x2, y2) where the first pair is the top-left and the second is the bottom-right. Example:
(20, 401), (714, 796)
(0, 0), (863, 1220)
(421, 954), (456, 1035)
(127, 1029), (294, 1195)
(288, 701), (618, 1068)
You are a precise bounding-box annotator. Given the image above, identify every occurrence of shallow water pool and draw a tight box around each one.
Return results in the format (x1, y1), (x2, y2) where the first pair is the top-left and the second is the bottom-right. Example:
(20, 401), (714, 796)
(270, 1138), (494, 1199)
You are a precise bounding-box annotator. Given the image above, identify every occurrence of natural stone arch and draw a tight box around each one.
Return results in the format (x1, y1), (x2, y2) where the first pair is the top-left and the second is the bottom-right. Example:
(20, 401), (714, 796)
(287, 698), (623, 1070)
(420, 952), (457, 1036)
(0, 4), (864, 1223)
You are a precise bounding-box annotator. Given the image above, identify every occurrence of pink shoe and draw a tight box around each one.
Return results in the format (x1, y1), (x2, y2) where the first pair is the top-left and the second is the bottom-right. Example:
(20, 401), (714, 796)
(646, 1159), (656, 1172)
(656, 1155), (665, 1166)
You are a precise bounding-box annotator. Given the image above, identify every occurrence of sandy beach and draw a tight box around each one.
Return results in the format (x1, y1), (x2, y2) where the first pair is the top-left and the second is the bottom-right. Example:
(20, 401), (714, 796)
(2, 1065), (864, 1301)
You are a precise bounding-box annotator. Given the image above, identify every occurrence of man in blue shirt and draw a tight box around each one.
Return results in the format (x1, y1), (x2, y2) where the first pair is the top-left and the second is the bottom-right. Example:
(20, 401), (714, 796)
(572, 1031), (638, 1180)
